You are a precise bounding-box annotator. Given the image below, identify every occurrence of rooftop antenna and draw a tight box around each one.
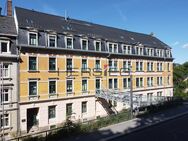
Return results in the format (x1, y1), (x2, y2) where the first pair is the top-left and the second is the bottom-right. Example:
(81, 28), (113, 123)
(65, 10), (67, 20)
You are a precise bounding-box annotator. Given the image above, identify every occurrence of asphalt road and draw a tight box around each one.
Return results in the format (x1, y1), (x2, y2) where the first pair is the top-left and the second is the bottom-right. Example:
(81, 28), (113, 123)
(111, 114), (188, 141)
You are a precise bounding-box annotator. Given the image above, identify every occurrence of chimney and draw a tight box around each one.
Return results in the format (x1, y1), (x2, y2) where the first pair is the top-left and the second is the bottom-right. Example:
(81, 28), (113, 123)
(7, 0), (12, 16)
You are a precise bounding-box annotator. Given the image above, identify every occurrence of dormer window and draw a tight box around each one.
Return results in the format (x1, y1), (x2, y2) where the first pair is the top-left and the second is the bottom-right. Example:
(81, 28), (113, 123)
(66, 36), (73, 49)
(0, 40), (10, 53)
(146, 48), (154, 56)
(81, 39), (88, 50)
(166, 50), (171, 58)
(156, 49), (164, 57)
(48, 35), (57, 47)
(95, 41), (101, 51)
(123, 45), (132, 54)
(108, 43), (118, 53)
(135, 46), (143, 55)
(29, 32), (38, 46)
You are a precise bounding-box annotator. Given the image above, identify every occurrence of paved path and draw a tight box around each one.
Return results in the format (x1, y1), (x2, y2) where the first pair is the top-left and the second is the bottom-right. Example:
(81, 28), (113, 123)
(112, 113), (188, 141)
(60, 104), (188, 141)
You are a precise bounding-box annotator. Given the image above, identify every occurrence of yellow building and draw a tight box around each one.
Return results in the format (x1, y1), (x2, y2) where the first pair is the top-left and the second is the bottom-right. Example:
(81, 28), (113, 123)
(15, 7), (173, 133)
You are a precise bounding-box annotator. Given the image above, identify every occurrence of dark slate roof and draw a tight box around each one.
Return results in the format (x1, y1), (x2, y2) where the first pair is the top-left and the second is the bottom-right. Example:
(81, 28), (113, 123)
(15, 7), (170, 49)
(0, 16), (17, 36)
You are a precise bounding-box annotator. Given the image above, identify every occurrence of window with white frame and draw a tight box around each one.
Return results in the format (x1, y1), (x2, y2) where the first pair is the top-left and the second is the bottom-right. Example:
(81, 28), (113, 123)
(146, 48), (154, 56)
(108, 43), (118, 53)
(48, 106), (56, 119)
(0, 40), (10, 53)
(82, 79), (88, 92)
(49, 80), (56, 95)
(1, 89), (9, 103)
(109, 60), (118, 71)
(156, 49), (164, 57)
(96, 79), (101, 90)
(49, 58), (56, 71)
(81, 39), (88, 50)
(166, 50), (171, 58)
(29, 80), (37, 96)
(157, 62), (163, 71)
(147, 62), (153, 72)
(0, 114), (9, 128)
(147, 77), (153, 87)
(29, 56), (37, 71)
(66, 103), (72, 116)
(29, 32), (38, 46)
(0, 64), (9, 78)
(66, 36), (73, 49)
(136, 61), (143, 71)
(135, 47), (143, 55)
(82, 59), (87, 71)
(167, 63), (170, 71)
(95, 60), (100, 70)
(123, 45), (132, 54)
(136, 78), (143, 88)
(48, 35), (57, 47)
(95, 41), (101, 51)
(167, 76), (170, 85)
(123, 60), (131, 71)
(157, 77), (163, 86)
(108, 78), (118, 89)
(66, 79), (73, 93)
(82, 101), (87, 113)
(123, 78), (130, 89)
(66, 58), (73, 71)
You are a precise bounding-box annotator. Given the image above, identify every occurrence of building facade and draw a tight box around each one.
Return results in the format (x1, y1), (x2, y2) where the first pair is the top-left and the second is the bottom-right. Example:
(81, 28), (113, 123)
(15, 7), (173, 134)
(0, 15), (18, 138)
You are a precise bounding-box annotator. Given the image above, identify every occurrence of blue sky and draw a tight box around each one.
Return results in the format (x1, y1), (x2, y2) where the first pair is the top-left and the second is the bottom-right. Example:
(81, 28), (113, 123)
(0, 0), (188, 64)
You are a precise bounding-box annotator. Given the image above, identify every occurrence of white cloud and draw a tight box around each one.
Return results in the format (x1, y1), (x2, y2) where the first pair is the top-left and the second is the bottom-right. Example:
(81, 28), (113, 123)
(172, 41), (179, 46)
(182, 43), (188, 49)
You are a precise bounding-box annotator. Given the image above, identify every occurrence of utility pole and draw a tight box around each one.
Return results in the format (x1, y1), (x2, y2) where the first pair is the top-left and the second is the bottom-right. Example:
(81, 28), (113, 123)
(129, 66), (133, 119)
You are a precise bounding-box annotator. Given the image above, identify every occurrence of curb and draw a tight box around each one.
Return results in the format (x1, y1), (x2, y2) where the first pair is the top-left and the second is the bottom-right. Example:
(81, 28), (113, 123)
(100, 111), (188, 141)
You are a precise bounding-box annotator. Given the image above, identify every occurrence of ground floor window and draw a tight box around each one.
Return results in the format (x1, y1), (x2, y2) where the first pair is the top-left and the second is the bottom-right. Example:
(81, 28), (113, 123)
(48, 106), (56, 119)
(66, 103), (72, 116)
(82, 101), (87, 113)
(0, 114), (9, 128)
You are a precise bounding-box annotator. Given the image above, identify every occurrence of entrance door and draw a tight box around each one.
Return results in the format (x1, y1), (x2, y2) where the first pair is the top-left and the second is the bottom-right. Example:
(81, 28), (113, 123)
(27, 108), (39, 132)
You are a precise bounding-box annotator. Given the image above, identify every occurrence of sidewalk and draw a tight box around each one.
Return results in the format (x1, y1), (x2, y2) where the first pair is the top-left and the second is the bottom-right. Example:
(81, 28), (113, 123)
(61, 104), (188, 141)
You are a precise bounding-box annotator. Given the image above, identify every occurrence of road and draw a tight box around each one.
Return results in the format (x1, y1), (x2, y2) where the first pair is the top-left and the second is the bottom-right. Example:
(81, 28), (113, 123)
(111, 114), (188, 141)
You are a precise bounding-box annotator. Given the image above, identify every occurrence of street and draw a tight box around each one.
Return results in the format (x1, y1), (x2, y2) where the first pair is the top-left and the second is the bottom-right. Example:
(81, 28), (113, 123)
(111, 114), (188, 141)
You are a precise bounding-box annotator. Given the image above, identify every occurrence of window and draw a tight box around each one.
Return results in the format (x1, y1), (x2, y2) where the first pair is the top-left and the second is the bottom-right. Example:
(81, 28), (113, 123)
(166, 50), (171, 58)
(1, 89), (9, 103)
(109, 60), (118, 71)
(49, 58), (56, 71)
(0, 40), (10, 53)
(156, 49), (164, 57)
(82, 59), (87, 71)
(48, 35), (56, 47)
(123, 78), (130, 89)
(114, 79), (118, 89)
(147, 77), (153, 87)
(108, 43), (118, 53)
(66, 103), (72, 116)
(29, 57), (37, 71)
(49, 80), (56, 95)
(157, 77), (163, 86)
(82, 79), (87, 92)
(167, 76), (170, 85)
(95, 60), (100, 70)
(135, 47), (143, 55)
(157, 63), (163, 71)
(147, 93), (153, 104)
(29, 81), (37, 96)
(123, 61), (131, 71)
(157, 91), (162, 99)
(82, 101), (87, 113)
(29, 33), (37, 46)
(136, 61), (143, 71)
(81, 39), (88, 50)
(66, 80), (73, 93)
(109, 79), (113, 89)
(66, 37), (73, 49)
(123, 45), (132, 54)
(146, 48), (154, 56)
(136, 78), (143, 88)
(147, 62), (153, 72)
(167, 63), (170, 71)
(48, 106), (56, 119)
(0, 114), (9, 128)
(0, 64), (9, 78)
(95, 41), (101, 51)
(67, 58), (72, 71)
(96, 79), (100, 90)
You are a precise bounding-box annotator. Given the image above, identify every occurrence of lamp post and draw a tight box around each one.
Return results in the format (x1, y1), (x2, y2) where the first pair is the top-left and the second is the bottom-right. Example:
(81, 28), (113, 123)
(129, 66), (133, 119)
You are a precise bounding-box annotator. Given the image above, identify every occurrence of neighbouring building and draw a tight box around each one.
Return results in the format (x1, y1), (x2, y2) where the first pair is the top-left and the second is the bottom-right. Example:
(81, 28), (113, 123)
(14, 7), (173, 134)
(0, 1), (19, 138)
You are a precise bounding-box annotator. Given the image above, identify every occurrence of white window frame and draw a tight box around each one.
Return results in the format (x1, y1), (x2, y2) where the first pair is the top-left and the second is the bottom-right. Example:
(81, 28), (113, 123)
(0, 114), (10, 128)
(48, 34), (57, 47)
(136, 77), (144, 88)
(0, 63), (10, 78)
(28, 56), (38, 71)
(81, 58), (88, 71)
(48, 105), (56, 119)
(95, 78), (101, 90)
(48, 79), (57, 95)
(28, 32), (38, 46)
(108, 42), (118, 53)
(95, 59), (101, 70)
(108, 78), (119, 90)
(66, 79), (74, 94)
(82, 78), (88, 92)
(0, 40), (10, 53)
(49, 57), (57, 71)
(123, 78), (130, 89)
(81, 101), (87, 114)
(135, 46), (144, 55)
(81, 39), (88, 50)
(94, 41), (101, 51)
(1, 88), (9, 103)
(65, 36), (73, 49)
(136, 61), (143, 71)
(28, 79), (38, 97)
(122, 45), (132, 54)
